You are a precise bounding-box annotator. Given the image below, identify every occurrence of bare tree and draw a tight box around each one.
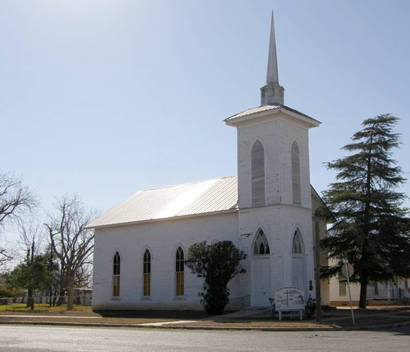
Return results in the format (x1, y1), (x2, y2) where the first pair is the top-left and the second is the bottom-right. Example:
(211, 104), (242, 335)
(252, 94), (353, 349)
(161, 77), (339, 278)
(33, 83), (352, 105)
(45, 196), (95, 310)
(0, 248), (12, 267)
(18, 220), (43, 255)
(17, 220), (43, 309)
(0, 172), (35, 267)
(0, 172), (34, 225)
(74, 262), (93, 288)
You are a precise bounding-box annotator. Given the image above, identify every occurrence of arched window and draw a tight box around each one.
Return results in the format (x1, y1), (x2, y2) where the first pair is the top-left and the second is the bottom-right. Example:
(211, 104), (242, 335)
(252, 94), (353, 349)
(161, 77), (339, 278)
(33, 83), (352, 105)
(292, 229), (306, 291)
(175, 247), (184, 296)
(143, 249), (151, 297)
(291, 142), (301, 205)
(253, 230), (270, 255)
(112, 252), (120, 297)
(292, 230), (304, 254)
(251, 140), (265, 207)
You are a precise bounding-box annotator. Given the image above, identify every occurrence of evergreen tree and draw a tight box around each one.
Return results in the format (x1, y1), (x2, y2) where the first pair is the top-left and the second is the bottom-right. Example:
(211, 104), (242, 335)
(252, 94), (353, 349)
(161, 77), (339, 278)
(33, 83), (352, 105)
(7, 254), (52, 310)
(320, 114), (410, 308)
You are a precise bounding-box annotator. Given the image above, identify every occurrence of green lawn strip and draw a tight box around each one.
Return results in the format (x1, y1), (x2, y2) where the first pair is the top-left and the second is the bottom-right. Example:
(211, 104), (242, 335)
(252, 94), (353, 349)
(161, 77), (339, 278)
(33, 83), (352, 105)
(0, 316), (172, 325)
(0, 304), (93, 315)
(320, 307), (410, 326)
(1, 304), (409, 330)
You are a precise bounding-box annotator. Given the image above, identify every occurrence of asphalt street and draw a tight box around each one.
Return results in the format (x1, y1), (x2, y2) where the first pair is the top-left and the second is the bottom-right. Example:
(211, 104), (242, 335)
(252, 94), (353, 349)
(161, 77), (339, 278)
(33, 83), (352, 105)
(0, 325), (409, 352)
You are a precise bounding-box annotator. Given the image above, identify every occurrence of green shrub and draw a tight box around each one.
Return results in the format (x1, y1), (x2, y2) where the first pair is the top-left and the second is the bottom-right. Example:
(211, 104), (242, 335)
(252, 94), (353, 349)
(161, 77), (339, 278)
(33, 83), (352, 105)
(186, 241), (246, 315)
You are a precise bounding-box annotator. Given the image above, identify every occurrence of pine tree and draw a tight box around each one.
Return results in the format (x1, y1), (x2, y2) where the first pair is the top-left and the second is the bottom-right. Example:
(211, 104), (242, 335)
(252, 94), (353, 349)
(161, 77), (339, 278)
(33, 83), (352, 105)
(320, 114), (410, 308)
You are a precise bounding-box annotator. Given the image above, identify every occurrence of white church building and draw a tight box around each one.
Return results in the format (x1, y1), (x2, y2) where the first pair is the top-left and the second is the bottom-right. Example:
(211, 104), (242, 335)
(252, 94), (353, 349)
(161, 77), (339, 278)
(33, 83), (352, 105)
(89, 15), (330, 311)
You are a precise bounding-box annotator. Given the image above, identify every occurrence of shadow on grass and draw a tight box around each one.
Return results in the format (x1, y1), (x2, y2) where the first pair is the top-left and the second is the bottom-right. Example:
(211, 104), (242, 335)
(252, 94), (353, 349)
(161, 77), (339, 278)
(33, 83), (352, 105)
(94, 305), (410, 333)
(319, 306), (410, 335)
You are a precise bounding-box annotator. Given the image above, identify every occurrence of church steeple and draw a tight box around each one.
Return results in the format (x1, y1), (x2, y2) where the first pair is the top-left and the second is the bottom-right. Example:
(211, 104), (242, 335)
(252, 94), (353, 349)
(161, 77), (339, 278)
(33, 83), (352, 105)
(261, 12), (284, 106)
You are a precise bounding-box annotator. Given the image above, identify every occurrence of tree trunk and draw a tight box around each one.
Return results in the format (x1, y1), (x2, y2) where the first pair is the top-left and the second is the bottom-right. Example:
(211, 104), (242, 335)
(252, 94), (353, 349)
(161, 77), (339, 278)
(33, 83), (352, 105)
(359, 273), (368, 309)
(48, 247), (53, 307)
(27, 287), (34, 310)
(66, 273), (74, 310)
(27, 243), (35, 310)
(56, 269), (65, 306)
(314, 221), (321, 322)
(52, 288), (59, 306)
(67, 288), (74, 310)
(358, 133), (372, 310)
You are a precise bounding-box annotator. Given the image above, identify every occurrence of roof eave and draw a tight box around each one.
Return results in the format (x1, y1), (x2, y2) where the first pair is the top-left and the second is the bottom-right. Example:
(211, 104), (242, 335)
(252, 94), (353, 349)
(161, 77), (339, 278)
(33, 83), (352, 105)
(87, 208), (239, 230)
(311, 185), (334, 222)
(225, 105), (321, 128)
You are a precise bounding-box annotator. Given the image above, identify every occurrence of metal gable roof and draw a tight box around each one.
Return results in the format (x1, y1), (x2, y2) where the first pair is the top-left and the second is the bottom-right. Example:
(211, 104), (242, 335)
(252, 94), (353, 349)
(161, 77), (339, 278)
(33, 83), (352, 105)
(225, 104), (321, 127)
(89, 176), (324, 229)
(88, 177), (238, 229)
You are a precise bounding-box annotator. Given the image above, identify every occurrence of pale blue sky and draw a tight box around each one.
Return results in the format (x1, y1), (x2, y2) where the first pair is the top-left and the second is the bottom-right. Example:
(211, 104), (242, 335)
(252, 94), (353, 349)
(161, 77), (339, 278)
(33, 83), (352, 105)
(1, 0), (409, 220)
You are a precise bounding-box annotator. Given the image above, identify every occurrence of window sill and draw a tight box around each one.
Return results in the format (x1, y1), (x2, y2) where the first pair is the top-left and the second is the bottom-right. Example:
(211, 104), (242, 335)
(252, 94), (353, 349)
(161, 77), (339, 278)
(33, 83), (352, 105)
(141, 296), (152, 301)
(174, 296), (186, 301)
(253, 254), (271, 259)
(111, 297), (121, 301)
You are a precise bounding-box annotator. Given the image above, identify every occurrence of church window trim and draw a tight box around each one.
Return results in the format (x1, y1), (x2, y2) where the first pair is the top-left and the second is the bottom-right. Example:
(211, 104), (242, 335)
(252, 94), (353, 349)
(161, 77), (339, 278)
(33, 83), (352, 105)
(292, 229), (304, 255)
(143, 249), (151, 297)
(291, 141), (301, 205)
(175, 247), (185, 297)
(251, 140), (266, 207)
(112, 252), (120, 298)
(253, 229), (270, 256)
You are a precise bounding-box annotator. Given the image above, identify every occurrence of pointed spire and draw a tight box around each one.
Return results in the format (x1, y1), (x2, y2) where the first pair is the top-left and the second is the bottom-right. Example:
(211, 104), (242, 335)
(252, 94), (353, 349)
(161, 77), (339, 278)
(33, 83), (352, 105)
(261, 11), (284, 106)
(266, 11), (279, 85)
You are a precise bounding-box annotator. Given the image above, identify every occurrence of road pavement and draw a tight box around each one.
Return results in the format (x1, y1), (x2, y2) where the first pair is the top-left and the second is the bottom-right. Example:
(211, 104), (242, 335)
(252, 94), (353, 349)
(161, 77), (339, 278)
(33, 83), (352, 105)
(0, 324), (409, 351)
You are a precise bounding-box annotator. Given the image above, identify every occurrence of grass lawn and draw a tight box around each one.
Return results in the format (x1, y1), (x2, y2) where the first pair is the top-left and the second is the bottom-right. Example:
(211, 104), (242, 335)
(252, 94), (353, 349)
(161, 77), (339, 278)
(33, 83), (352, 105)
(0, 303), (93, 314)
(0, 305), (177, 325)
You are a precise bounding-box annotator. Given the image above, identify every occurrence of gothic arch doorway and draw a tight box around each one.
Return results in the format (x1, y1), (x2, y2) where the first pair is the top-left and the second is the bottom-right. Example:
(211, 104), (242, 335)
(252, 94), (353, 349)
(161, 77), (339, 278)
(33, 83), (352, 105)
(251, 229), (271, 307)
(292, 229), (307, 293)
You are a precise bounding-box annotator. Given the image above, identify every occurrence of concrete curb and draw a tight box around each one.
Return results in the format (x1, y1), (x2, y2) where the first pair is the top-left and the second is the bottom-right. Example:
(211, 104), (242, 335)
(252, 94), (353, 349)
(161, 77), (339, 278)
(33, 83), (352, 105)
(1, 318), (410, 332)
(0, 320), (340, 331)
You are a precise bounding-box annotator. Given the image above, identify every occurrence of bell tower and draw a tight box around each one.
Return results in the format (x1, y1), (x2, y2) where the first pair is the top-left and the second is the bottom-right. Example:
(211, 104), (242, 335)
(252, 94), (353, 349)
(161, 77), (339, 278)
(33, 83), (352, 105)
(225, 12), (320, 306)
(226, 12), (319, 209)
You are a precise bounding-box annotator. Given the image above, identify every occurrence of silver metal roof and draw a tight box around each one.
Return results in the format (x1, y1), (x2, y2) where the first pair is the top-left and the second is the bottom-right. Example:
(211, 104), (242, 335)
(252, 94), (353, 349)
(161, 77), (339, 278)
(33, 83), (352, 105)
(227, 105), (280, 119)
(89, 176), (323, 229)
(225, 104), (320, 126)
(88, 177), (238, 228)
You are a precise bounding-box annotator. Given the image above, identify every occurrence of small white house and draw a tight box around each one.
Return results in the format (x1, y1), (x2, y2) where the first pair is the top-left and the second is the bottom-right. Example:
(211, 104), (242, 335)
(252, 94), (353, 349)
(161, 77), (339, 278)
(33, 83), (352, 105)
(89, 14), (329, 311)
(329, 277), (410, 305)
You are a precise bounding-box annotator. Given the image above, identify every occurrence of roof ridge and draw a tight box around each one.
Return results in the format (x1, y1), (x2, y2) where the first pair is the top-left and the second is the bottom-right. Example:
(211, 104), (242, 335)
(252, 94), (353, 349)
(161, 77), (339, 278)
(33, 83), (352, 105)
(140, 176), (236, 192)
